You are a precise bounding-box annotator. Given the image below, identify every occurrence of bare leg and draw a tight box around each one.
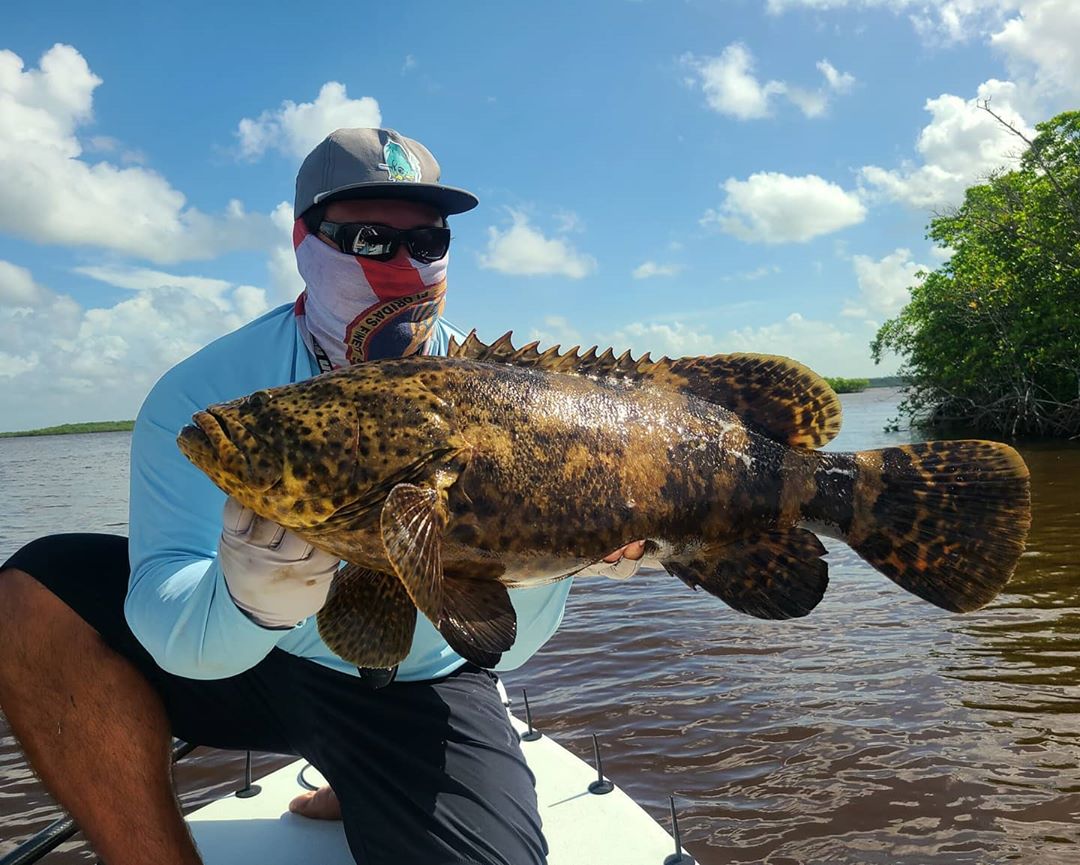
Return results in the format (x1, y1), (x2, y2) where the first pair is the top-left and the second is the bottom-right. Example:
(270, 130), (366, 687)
(0, 569), (201, 865)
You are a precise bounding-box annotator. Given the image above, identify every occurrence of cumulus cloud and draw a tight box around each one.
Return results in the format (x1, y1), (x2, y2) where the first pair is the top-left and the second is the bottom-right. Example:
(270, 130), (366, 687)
(0, 259), (45, 305)
(842, 248), (929, 319)
(859, 79), (1032, 208)
(818, 60), (856, 93)
(683, 45), (855, 119)
(596, 313), (892, 375)
(0, 44), (278, 264)
(632, 261), (682, 279)
(992, 0), (1080, 107)
(236, 82), (382, 160)
(478, 210), (596, 278)
(526, 316), (585, 350)
(683, 44), (786, 120)
(703, 172), (867, 243)
(0, 258), (276, 430)
(765, 1), (1080, 109)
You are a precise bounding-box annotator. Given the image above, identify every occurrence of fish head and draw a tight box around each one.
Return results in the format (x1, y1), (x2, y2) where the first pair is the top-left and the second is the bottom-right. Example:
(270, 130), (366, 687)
(177, 379), (363, 531)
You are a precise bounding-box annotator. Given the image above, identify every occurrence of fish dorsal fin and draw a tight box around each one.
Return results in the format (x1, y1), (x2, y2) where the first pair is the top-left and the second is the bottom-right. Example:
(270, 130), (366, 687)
(448, 331), (842, 448)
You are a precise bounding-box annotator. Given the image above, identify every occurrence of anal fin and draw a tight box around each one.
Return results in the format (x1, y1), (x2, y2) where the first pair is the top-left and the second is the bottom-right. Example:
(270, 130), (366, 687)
(316, 564), (417, 668)
(438, 573), (517, 669)
(663, 529), (829, 619)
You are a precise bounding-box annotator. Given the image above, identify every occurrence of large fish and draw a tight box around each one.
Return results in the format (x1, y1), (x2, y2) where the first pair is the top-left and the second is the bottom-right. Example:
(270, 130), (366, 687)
(177, 333), (1031, 669)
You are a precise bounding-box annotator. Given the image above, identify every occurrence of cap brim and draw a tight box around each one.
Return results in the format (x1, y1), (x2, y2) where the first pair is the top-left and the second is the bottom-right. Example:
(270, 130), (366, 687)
(312, 182), (479, 216)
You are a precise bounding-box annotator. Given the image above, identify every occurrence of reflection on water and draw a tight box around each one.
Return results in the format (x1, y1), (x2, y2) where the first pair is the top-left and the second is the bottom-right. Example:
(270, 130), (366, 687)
(1, 392), (1079, 864)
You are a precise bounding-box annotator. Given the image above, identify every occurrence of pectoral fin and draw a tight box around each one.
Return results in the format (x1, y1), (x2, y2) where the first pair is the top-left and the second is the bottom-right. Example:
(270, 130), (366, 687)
(379, 482), (516, 669)
(316, 564), (417, 668)
(380, 483), (446, 622)
(663, 529), (829, 619)
(437, 573), (517, 669)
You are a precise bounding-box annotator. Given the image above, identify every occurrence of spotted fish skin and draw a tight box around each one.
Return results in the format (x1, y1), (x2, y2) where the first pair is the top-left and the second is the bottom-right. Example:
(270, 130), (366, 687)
(177, 334), (1031, 669)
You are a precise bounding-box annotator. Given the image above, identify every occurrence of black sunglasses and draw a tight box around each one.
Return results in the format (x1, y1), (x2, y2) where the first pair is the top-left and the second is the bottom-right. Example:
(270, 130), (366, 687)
(318, 221), (451, 263)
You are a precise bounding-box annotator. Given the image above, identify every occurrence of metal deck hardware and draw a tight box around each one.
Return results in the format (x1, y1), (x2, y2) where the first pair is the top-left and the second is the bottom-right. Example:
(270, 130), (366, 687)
(587, 733), (614, 795)
(235, 750), (262, 798)
(662, 795), (694, 864)
(519, 688), (541, 741)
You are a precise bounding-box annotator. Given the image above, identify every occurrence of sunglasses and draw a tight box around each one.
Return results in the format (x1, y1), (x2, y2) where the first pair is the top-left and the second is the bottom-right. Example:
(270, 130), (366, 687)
(318, 221), (451, 263)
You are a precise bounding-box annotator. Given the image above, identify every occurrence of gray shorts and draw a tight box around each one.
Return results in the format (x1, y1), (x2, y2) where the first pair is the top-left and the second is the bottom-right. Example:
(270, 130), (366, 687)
(4, 534), (547, 865)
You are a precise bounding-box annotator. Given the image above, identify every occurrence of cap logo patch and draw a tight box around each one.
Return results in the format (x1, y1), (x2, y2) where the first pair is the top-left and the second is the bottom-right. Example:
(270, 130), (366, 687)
(379, 141), (422, 182)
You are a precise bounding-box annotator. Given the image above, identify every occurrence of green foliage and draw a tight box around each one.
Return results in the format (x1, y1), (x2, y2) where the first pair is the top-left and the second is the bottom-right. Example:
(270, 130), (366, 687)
(0, 420), (135, 438)
(824, 377), (870, 393)
(872, 109), (1080, 438)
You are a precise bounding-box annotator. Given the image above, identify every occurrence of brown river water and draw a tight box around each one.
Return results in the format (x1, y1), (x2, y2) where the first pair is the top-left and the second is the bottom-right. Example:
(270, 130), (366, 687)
(1, 387), (1078, 864)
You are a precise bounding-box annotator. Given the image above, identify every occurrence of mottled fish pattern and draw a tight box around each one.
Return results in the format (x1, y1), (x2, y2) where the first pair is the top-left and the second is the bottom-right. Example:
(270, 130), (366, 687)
(177, 332), (1031, 669)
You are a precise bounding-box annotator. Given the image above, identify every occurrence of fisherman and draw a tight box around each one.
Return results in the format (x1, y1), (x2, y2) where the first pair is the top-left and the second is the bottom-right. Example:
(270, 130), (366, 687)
(0, 128), (645, 865)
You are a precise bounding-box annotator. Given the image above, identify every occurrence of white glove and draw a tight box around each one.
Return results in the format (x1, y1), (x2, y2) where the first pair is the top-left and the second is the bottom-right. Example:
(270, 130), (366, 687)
(218, 497), (340, 628)
(577, 556), (642, 581)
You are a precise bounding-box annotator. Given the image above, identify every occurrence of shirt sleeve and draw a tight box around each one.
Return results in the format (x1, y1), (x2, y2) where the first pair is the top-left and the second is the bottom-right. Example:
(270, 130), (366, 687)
(124, 367), (299, 680)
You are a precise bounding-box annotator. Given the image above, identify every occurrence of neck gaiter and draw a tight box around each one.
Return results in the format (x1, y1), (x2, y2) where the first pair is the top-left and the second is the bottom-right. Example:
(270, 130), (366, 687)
(292, 219), (448, 369)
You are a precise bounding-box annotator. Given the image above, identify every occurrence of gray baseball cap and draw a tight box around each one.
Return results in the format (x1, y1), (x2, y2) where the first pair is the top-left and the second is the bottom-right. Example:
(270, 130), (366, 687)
(294, 127), (479, 220)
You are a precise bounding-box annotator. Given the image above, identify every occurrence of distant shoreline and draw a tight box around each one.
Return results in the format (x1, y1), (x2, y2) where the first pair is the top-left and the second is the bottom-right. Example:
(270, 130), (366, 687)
(0, 421), (135, 439)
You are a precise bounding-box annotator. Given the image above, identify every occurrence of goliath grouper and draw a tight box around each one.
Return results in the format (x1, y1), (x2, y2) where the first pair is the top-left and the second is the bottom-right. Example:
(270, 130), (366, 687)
(177, 332), (1031, 669)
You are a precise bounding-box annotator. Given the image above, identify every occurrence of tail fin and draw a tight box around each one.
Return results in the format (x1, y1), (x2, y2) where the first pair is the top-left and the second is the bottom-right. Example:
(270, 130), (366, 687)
(845, 441), (1030, 612)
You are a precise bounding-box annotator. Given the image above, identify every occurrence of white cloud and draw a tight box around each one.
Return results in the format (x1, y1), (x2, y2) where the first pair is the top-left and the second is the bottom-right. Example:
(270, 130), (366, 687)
(74, 266), (234, 295)
(604, 321), (722, 357)
(267, 201), (304, 304)
(0, 45), (278, 264)
(991, 0), (1080, 107)
(598, 313), (894, 376)
(764, 0), (1016, 42)
(0, 351), (40, 378)
(0, 260), (45, 305)
(633, 261), (682, 279)
(859, 79), (1032, 208)
(703, 172), (866, 243)
(720, 264), (782, 282)
(764, 1), (1080, 108)
(478, 210), (596, 278)
(526, 315), (584, 350)
(0, 258), (274, 430)
(683, 46), (855, 120)
(236, 82), (382, 161)
(842, 248), (929, 319)
(683, 44), (786, 120)
(818, 60), (856, 93)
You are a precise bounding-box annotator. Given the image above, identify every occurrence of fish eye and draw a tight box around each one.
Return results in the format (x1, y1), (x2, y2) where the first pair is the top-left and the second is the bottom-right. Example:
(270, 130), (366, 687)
(247, 390), (272, 408)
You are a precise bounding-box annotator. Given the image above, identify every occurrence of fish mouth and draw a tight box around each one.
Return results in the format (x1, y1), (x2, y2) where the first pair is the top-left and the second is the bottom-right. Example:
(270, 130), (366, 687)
(178, 408), (280, 496)
(178, 411), (248, 485)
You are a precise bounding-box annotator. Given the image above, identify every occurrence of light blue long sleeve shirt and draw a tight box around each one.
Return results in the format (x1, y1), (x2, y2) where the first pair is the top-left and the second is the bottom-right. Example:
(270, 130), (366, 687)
(125, 304), (572, 681)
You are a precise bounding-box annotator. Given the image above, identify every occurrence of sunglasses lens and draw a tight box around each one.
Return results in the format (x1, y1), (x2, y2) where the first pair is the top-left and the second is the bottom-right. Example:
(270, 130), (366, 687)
(407, 228), (450, 262)
(348, 226), (396, 258)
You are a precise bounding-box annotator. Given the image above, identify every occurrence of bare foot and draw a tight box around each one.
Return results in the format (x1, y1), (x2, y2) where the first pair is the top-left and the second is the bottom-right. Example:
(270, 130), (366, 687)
(289, 784), (342, 820)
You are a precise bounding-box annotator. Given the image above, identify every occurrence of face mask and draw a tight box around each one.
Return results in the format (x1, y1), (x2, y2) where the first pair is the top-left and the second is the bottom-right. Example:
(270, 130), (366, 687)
(292, 219), (448, 369)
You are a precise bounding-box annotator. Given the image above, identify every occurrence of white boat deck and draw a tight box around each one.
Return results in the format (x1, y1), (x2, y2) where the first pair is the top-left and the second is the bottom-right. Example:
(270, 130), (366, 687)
(188, 715), (690, 864)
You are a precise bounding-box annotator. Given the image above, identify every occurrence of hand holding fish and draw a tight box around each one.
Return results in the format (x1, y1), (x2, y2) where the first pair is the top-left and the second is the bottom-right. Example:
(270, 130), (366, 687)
(602, 541), (646, 563)
(218, 496), (340, 628)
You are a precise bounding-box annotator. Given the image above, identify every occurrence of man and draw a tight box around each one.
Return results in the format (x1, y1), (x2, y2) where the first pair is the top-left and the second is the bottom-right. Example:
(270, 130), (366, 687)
(0, 128), (644, 865)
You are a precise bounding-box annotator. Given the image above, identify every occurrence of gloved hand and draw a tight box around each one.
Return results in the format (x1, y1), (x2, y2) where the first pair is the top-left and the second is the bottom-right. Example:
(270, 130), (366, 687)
(218, 497), (340, 628)
(579, 540), (646, 580)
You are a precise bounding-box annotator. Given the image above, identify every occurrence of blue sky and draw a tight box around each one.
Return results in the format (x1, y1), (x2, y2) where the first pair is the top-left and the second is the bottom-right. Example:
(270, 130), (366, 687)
(1, 0), (1076, 429)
